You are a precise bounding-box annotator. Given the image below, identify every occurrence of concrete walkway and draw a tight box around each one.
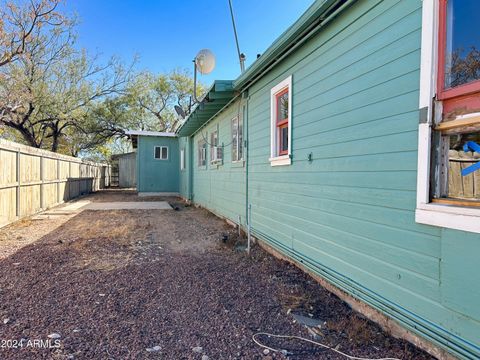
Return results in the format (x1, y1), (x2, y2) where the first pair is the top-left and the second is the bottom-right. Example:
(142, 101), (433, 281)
(84, 201), (172, 210)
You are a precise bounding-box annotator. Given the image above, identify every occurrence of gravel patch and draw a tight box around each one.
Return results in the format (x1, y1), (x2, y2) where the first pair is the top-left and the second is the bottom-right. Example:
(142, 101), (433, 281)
(0, 191), (436, 359)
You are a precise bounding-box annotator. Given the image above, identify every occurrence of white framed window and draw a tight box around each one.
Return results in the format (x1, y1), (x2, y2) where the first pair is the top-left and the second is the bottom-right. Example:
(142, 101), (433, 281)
(232, 115), (243, 162)
(198, 139), (206, 167)
(270, 75), (292, 166)
(154, 146), (168, 160)
(210, 130), (222, 164)
(416, 0), (480, 233)
(180, 148), (185, 170)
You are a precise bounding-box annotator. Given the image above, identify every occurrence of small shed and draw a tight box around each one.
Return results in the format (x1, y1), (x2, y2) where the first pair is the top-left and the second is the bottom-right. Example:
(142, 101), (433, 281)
(111, 152), (137, 188)
(126, 131), (179, 195)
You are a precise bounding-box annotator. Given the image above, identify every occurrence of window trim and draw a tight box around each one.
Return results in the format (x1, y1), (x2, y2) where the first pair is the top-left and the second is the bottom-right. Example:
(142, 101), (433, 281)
(210, 129), (222, 164)
(198, 140), (206, 167)
(154, 146), (168, 160)
(270, 75), (292, 166)
(437, 0), (480, 101)
(416, 0), (480, 233)
(180, 148), (185, 170)
(231, 115), (244, 163)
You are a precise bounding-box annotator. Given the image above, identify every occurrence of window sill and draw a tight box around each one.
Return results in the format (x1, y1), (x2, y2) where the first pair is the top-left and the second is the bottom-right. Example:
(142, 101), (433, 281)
(231, 160), (245, 168)
(269, 155), (291, 167)
(415, 203), (480, 233)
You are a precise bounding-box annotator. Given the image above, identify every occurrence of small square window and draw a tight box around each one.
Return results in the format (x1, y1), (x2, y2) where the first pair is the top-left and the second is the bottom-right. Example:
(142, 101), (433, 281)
(154, 146), (168, 160)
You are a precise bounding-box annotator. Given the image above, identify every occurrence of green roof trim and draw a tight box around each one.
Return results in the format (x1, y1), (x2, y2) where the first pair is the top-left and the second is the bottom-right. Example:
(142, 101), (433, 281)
(233, 0), (352, 91)
(176, 80), (235, 137)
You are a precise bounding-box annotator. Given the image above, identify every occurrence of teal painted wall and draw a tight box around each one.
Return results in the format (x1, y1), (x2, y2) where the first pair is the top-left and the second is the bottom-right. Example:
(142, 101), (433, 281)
(242, 0), (479, 358)
(178, 136), (192, 199)
(173, 0), (479, 357)
(191, 99), (247, 225)
(137, 135), (179, 193)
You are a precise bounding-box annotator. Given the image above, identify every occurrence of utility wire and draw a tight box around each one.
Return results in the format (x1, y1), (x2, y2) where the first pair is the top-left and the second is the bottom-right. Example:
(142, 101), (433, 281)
(252, 332), (402, 360)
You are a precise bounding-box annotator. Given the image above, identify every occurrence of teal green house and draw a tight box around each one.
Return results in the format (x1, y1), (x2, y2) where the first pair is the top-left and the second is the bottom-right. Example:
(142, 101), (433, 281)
(136, 1), (480, 358)
(126, 131), (179, 195)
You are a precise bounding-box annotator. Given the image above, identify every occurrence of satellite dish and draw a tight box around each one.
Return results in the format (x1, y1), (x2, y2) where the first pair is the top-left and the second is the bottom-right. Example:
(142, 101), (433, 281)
(195, 49), (216, 75)
(174, 105), (186, 119)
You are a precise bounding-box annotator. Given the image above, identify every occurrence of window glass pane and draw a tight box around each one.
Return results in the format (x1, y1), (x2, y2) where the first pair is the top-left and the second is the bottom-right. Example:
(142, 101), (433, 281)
(447, 132), (480, 200)
(161, 147), (168, 159)
(232, 117), (238, 162)
(280, 125), (288, 153)
(238, 116), (243, 160)
(155, 147), (160, 159)
(276, 90), (289, 122)
(444, 0), (480, 88)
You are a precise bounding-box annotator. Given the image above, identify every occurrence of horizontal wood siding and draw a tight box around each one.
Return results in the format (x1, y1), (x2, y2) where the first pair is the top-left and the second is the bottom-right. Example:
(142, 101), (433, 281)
(137, 136), (179, 193)
(245, 0), (479, 356)
(192, 99), (246, 225)
(178, 137), (190, 199)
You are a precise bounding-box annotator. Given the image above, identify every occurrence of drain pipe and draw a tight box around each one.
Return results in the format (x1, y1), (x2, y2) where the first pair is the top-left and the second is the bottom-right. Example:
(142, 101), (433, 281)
(238, 215), (242, 238)
(247, 204), (252, 254)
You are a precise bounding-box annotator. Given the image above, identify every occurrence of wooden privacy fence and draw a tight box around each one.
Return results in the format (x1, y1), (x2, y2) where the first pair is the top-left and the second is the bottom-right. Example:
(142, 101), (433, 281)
(448, 149), (480, 199)
(0, 139), (111, 228)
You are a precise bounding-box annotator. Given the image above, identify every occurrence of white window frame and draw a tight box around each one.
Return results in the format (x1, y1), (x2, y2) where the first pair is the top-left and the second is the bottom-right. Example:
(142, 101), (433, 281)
(231, 115), (244, 162)
(416, 0), (480, 233)
(210, 129), (222, 164)
(198, 140), (206, 167)
(269, 75), (292, 166)
(180, 148), (185, 170)
(154, 146), (168, 160)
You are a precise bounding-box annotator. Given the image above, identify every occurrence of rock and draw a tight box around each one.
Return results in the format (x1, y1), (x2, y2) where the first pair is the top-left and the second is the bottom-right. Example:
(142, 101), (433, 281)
(291, 312), (323, 328)
(263, 348), (270, 355)
(201, 355), (209, 360)
(47, 333), (61, 339)
(98, 293), (106, 297)
(146, 345), (161, 352)
(192, 346), (203, 353)
(3, 318), (10, 324)
(72, 329), (81, 333)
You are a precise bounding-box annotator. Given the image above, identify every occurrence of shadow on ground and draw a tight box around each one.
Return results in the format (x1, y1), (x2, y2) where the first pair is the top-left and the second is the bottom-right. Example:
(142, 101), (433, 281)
(0, 192), (435, 359)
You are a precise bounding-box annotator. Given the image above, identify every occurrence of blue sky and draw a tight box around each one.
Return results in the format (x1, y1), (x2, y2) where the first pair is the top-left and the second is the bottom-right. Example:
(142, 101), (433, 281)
(62, 0), (314, 83)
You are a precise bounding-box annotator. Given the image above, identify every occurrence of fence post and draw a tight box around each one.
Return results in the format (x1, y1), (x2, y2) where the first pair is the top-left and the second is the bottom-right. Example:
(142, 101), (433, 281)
(40, 155), (44, 209)
(16, 150), (20, 218)
(57, 159), (61, 204)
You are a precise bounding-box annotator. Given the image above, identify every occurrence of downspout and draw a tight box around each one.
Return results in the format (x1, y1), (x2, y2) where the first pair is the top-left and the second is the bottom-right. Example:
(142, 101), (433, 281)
(136, 136), (141, 193)
(244, 91), (251, 253)
(188, 136), (194, 201)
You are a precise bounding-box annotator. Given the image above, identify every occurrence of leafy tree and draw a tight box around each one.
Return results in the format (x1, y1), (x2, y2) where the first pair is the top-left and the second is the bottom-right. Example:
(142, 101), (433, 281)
(125, 69), (202, 132)
(0, 5), (132, 152)
(0, 0), (64, 67)
(0, 1), (202, 158)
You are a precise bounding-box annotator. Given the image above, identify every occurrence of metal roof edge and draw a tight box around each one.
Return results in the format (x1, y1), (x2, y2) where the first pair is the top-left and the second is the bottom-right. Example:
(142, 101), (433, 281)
(175, 80), (235, 137)
(125, 130), (177, 137)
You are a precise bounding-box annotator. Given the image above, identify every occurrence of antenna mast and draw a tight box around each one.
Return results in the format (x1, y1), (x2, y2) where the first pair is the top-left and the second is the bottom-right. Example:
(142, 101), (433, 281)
(228, 0), (245, 73)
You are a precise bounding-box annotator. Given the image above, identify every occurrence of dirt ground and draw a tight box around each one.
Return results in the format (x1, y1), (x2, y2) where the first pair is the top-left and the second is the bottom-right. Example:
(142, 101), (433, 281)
(0, 190), (436, 359)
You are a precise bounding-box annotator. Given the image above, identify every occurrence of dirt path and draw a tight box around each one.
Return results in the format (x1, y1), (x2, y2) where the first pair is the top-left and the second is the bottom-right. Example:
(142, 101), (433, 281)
(0, 191), (435, 359)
